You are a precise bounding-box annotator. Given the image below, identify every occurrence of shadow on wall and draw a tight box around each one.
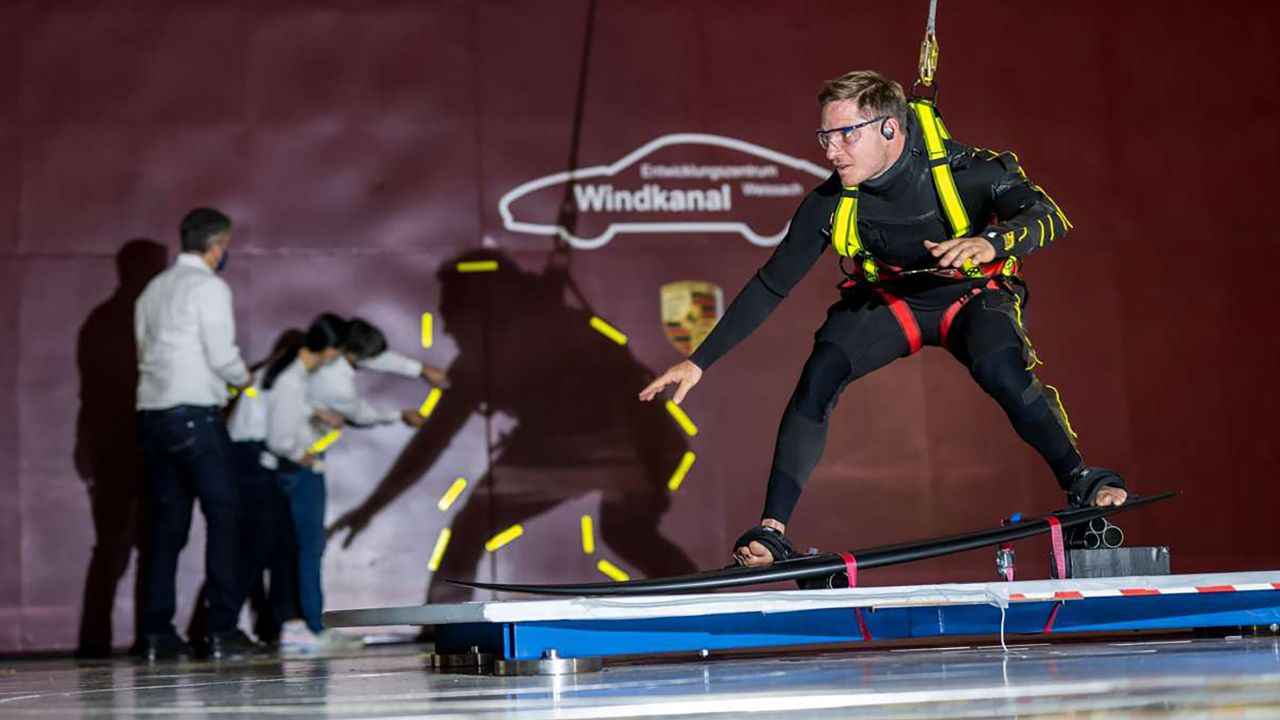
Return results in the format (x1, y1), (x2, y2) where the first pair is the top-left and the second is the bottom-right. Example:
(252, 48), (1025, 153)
(328, 249), (697, 602)
(73, 239), (169, 657)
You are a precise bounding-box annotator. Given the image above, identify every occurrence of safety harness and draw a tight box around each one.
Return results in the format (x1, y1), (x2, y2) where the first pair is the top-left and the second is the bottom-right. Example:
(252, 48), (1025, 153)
(829, 98), (1023, 353)
(830, 98), (1021, 286)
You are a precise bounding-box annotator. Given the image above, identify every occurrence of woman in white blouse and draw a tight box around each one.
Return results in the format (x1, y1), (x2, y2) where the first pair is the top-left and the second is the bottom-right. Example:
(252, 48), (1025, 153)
(259, 314), (351, 651)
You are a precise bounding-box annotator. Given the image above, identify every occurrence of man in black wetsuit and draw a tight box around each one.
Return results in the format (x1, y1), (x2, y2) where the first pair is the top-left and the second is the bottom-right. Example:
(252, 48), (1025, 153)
(639, 70), (1128, 567)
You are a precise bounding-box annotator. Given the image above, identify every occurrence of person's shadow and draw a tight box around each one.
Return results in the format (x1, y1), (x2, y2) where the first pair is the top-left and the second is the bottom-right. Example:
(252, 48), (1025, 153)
(329, 249), (698, 602)
(74, 239), (168, 657)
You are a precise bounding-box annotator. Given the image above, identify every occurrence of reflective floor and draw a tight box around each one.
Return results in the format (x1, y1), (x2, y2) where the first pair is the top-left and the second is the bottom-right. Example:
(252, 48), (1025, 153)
(2, 636), (1280, 718)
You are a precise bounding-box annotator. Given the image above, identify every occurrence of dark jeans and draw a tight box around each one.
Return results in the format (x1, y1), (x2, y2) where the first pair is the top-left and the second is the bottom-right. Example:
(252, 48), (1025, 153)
(278, 465), (326, 633)
(186, 440), (299, 641)
(137, 406), (239, 635)
(234, 441), (299, 637)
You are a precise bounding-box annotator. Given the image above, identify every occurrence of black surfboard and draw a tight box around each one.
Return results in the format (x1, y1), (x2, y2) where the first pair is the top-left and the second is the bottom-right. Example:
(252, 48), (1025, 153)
(448, 491), (1177, 596)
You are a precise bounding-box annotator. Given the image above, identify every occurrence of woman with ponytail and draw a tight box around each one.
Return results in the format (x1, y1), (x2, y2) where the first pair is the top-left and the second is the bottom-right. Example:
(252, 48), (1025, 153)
(260, 313), (360, 652)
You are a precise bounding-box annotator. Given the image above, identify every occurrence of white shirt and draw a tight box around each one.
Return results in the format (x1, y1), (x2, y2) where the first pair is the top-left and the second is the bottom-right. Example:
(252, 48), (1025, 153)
(309, 350), (424, 426)
(264, 358), (326, 465)
(358, 350), (423, 378)
(135, 253), (249, 410)
(226, 369), (267, 442)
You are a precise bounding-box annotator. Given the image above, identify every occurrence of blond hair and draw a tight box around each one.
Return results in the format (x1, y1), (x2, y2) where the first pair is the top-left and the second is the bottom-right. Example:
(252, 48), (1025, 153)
(817, 70), (908, 126)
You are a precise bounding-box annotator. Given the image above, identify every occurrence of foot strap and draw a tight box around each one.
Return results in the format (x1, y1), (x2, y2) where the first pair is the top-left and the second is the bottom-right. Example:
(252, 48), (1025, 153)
(732, 525), (797, 563)
(1064, 466), (1127, 508)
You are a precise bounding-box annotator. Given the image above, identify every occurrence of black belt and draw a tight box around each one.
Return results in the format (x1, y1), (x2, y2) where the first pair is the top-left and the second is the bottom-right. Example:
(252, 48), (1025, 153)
(138, 404), (220, 417)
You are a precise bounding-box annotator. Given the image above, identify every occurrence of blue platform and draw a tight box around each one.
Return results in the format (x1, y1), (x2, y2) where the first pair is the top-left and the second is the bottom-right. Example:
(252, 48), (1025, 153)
(326, 571), (1280, 661)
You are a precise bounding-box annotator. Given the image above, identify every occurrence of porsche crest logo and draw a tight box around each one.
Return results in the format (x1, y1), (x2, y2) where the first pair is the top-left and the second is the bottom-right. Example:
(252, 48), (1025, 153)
(660, 281), (723, 356)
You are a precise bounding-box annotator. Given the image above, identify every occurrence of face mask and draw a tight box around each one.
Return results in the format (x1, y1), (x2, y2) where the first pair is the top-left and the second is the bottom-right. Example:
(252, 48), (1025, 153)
(215, 249), (230, 273)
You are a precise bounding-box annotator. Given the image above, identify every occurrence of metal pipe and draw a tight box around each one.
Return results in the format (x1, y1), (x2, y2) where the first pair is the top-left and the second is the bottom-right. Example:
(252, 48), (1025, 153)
(1101, 524), (1125, 549)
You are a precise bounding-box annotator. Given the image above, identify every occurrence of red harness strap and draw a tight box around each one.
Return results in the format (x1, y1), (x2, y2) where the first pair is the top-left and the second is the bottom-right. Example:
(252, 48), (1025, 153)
(837, 551), (872, 641)
(873, 290), (923, 355)
(846, 255), (1021, 284)
(939, 279), (1001, 347)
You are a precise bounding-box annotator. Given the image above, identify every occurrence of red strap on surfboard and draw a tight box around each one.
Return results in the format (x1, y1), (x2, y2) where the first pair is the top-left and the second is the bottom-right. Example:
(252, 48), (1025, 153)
(1047, 517), (1067, 580)
(837, 551), (858, 588)
(837, 551), (872, 640)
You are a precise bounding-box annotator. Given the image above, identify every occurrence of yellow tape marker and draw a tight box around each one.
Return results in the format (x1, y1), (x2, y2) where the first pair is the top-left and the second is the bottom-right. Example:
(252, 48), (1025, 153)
(421, 312), (434, 349)
(228, 385), (258, 398)
(437, 478), (467, 511)
(589, 316), (628, 345)
(308, 429), (342, 455)
(597, 559), (629, 582)
(484, 524), (524, 552)
(427, 528), (452, 572)
(418, 387), (443, 418)
(665, 400), (699, 437)
(580, 515), (595, 555)
(457, 260), (498, 273)
(666, 451), (697, 491)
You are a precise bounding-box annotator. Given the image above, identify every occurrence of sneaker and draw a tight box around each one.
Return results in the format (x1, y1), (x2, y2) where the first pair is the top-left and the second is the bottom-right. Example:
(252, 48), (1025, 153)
(314, 629), (364, 652)
(279, 620), (363, 655)
(279, 619), (319, 653)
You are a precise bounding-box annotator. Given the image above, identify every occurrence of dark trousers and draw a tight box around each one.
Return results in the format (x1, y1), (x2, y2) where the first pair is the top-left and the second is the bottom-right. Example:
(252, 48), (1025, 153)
(278, 465), (326, 633)
(186, 440), (299, 641)
(764, 286), (1083, 523)
(234, 441), (299, 638)
(137, 406), (240, 635)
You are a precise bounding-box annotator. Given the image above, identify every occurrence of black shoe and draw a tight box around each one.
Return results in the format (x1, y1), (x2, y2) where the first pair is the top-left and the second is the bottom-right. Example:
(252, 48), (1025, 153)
(201, 630), (273, 661)
(75, 643), (113, 660)
(130, 633), (194, 662)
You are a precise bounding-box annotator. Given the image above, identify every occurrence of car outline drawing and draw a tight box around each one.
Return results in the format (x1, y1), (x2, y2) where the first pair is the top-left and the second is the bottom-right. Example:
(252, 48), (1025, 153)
(497, 133), (831, 249)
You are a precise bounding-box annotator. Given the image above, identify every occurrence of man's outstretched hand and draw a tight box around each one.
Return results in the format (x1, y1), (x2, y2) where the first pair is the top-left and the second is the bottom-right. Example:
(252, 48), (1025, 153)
(638, 360), (703, 404)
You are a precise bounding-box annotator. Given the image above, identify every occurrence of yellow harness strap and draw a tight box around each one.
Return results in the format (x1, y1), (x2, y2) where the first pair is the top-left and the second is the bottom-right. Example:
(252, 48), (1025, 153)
(830, 100), (996, 286)
(831, 187), (882, 280)
(909, 99), (970, 239)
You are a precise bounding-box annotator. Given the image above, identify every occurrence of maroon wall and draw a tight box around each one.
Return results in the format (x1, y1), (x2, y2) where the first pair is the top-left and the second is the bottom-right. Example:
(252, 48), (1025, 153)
(1, 0), (1277, 653)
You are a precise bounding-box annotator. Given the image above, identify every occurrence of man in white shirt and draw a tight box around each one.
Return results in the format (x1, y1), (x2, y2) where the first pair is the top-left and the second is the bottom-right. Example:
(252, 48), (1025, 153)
(133, 207), (262, 661)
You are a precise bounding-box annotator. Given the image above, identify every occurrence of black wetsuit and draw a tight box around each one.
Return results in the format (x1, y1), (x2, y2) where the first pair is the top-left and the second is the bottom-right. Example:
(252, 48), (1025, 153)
(690, 112), (1081, 524)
